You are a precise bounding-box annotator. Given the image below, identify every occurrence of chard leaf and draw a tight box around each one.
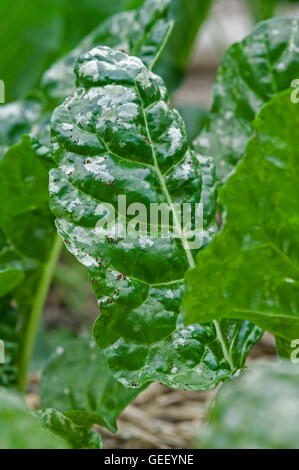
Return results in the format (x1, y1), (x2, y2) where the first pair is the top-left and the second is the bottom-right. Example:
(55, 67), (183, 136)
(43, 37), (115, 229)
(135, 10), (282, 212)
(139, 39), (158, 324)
(0, 94), (48, 159)
(184, 91), (299, 341)
(42, 0), (173, 104)
(41, 337), (144, 433)
(0, 389), (68, 449)
(200, 361), (299, 449)
(193, 17), (299, 181)
(49, 46), (262, 390)
(0, 136), (59, 389)
(38, 408), (103, 449)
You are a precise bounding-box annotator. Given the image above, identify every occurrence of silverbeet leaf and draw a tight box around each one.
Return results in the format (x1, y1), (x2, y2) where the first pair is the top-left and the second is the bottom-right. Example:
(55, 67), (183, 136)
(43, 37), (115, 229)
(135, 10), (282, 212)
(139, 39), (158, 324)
(0, 389), (68, 449)
(49, 46), (262, 390)
(0, 135), (57, 387)
(41, 0), (173, 104)
(38, 408), (103, 449)
(200, 361), (299, 449)
(184, 91), (299, 342)
(40, 337), (145, 433)
(0, 93), (50, 160)
(193, 16), (299, 181)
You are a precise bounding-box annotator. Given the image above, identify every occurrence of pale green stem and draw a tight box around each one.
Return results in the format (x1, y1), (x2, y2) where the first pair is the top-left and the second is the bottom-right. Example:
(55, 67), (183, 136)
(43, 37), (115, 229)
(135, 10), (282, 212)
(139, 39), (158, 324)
(18, 235), (63, 392)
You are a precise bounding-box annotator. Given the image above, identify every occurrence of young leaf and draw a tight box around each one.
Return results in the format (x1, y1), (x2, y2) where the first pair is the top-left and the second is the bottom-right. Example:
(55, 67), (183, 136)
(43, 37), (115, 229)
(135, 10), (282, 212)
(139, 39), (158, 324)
(41, 337), (145, 433)
(38, 408), (103, 449)
(184, 91), (299, 341)
(49, 46), (262, 390)
(193, 17), (299, 181)
(41, 0), (173, 104)
(0, 389), (68, 449)
(200, 361), (299, 449)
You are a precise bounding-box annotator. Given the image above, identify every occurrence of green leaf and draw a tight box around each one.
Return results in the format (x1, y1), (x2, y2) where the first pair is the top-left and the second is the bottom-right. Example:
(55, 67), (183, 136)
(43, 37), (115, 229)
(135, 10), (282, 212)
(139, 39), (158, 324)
(175, 105), (209, 143)
(41, 0), (173, 105)
(0, 0), (144, 102)
(49, 46), (262, 390)
(0, 270), (24, 297)
(246, 0), (277, 22)
(200, 361), (299, 449)
(38, 408), (103, 449)
(184, 91), (299, 341)
(0, 94), (47, 160)
(41, 337), (145, 433)
(193, 17), (299, 181)
(154, 0), (213, 91)
(0, 389), (68, 449)
(0, 136), (60, 389)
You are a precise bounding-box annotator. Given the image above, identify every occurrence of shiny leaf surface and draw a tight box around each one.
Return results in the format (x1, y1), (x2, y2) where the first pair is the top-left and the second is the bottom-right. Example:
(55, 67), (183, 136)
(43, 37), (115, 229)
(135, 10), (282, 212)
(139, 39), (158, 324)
(184, 91), (299, 341)
(49, 46), (262, 390)
(193, 17), (299, 181)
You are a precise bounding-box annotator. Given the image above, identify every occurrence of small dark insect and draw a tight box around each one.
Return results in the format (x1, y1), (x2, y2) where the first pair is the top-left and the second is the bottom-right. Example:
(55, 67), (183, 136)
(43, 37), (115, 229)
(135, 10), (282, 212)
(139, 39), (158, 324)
(91, 278), (96, 285)
(106, 180), (115, 187)
(131, 382), (139, 387)
(144, 137), (151, 145)
(106, 236), (118, 244)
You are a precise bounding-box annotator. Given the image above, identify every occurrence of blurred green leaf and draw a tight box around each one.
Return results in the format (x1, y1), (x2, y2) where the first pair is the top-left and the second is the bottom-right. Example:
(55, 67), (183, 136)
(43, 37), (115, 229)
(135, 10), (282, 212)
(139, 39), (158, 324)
(41, 0), (173, 105)
(155, 0), (213, 91)
(0, 0), (144, 101)
(0, 136), (58, 388)
(41, 337), (145, 433)
(0, 389), (68, 449)
(200, 361), (299, 449)
(38, 407), (103, 449)
(175, 105), (209, 143)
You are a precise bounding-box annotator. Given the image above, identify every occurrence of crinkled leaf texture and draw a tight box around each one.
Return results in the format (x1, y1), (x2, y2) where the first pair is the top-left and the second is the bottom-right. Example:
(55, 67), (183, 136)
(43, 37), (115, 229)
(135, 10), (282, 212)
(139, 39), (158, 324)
(0, 136), (57, 387)
(49, 46), (262, 390)
(41, 337), (145, 433)
(200, 361), (299, 449)
(42, 0), (173, 104)
(38, 408), (103, 449)
(193, 17), (299, 181)
(184, 91), (299, 341)
(0, 389), (68, 449)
